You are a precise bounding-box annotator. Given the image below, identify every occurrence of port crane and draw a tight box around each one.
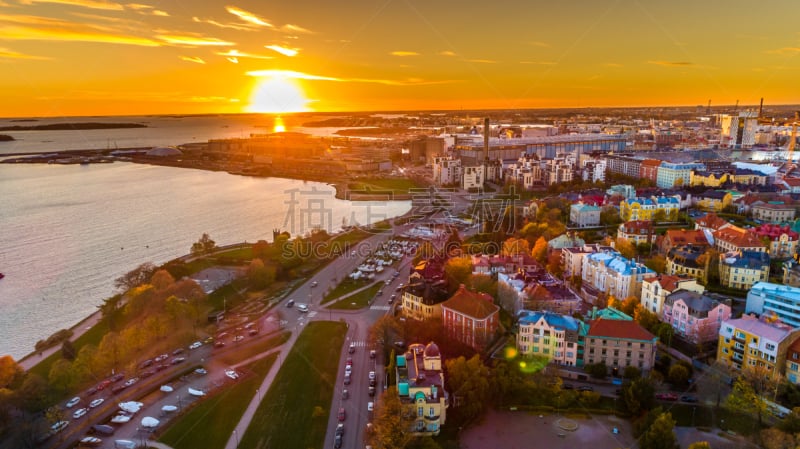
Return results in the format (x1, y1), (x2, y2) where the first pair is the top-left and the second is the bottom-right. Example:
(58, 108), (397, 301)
(788, 111), (799, 171)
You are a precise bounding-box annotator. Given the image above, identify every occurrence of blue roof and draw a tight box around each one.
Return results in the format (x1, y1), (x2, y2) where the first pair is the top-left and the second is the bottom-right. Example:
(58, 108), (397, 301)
(626, 197), (654, 206)
(721, 250), (770, 269)
(572, 203), (601, 212)
(518, 310), (581, 332)
(588, 252), (655, 276)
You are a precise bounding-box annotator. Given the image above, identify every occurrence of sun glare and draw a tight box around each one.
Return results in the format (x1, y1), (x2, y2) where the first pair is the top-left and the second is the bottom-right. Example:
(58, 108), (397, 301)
(273, 116), (286, 133)
(248, 75), (310, 113)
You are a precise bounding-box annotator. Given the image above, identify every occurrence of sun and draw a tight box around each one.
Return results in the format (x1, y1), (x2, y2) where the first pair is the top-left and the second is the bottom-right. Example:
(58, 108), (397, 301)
(248, 75), (310, 113)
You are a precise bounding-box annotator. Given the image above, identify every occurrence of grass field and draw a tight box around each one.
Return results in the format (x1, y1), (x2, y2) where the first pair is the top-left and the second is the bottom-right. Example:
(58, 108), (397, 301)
(348, 178), (423, 193)
(158, 353), (278, 449)
(329, 282), (383, 310)
(322, 278), (370, 304)
(215, 332), (291, 366)
(239, 321), (346, 449)
(215, 245), (254, 260)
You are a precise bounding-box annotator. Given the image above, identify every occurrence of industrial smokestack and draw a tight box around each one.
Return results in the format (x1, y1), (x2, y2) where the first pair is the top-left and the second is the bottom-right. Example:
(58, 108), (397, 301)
(759, 98), (764, 118)
(483, 117), (490, 163)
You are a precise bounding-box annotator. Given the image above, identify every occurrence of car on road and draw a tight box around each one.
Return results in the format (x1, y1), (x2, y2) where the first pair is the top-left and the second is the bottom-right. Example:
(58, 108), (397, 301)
(124, 377), (139, 387)
(286, 299), (295, 307)
(225, 370), (239, 380)
(66, 396), (81, 408)
(172, 348), (184, 355)
(311, 281), (318, 287)
(110, 373), (124, 383)
(348, 343), (355, 354)
(51, 421), (69, 433)
(344, 373), (351, 385)
(336, 423), (344, 437)
(171, 357), (186, 365)
(89, 398), (104, 409)
(367, 402), (374, 412)
(680, 395), (698, 403)
(189, 341), (202, 350)
(214, 341), (226, 348)
(389, 295), (395, 304)
(346, 357), (353, 367)
(204, 336), (215, 344)
(337, 407), (346, 421)
(233, 335), (244, 342)
(369, 371), (376, 380)
(140, 370), (156, 379)
(393, 341), (405, 350)
(370, 350), (376, 359)
(138, 359), (153, 369)
(369, 386), (376, 396)
(345, 365), (352, 375)
(89, 424), (114, 436)
(195, 368), (208, 375)
(154, 354), (168, 363)
(297, 303), (309, 312)
(86, 387), (98, 396)
(656, 393), (678, 401)
(376, 290), (383, 296)
(563, 383), (574, 390)
(248, 328), (259, 336)
(577, 386), (593, 392)
(342, 389), (348, 400)
(79, 436), (102, 446)
(334, 434), (342, 449)
(111, 384), (126, 394)
(72, 408), (88, 419)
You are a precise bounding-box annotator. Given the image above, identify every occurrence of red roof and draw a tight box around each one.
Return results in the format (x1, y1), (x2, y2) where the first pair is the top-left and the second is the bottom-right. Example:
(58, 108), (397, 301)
(665, 229), (708, 246)
(587, 317), (656, 341)
(713, 226), (766, 249)
(695, 213), (730, 231)
(753, 224), (799, 241)
(441, 284), (499, 320)
(643, 274), (689, 293)
(784, 178), (800, 187)
(620, 220), (653, 235)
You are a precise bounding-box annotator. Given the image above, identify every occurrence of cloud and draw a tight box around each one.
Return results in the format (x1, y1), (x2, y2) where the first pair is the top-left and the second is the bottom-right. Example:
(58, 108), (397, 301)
(0, 47), (50, 60)
(281, 23), (312, 34)
(0, 14), (160, 46)
(603, 62), (623, 67)
(18, 0), (124, 10)
(768, 47), (800, 54)
(37, 89), (239, 103)
(438, 50), (456, 56)
(179, 55), (205, 64)
(529, 41), (549, 47)
(227, 57), (237, 63)
(217, 49), (273, 60)
(390, 51), (419, 56)
(648, 60), (693, 67)
(124, 4), (168, 16)
(192, 16), (253, 31)
(157, 34), (234, 46)
(465, 58), (496, 64)
(246, 69), (459, 86)
(225, 5), (272, 28)
(265, 44), (298, 57)
(519, 61), (556, 65)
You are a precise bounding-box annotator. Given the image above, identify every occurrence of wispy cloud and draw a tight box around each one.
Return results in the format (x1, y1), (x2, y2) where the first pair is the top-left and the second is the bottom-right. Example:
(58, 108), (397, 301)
(438, 50), (456, 56)
(37, 89), (239, 103)
(519, 61), (556, 65)
(390, 51), (419, 56)
(603, 62), (623, 67)
(246, 69), (458, 86)
(648, 60), (693, 67)
(217, 49), (273, 60)
(767, 47), (800, 54)
(157, 34), (234, 46)
(465, 58), (496, 64)
(192, 16), (252, 31)
(265, 44), (298, 57)
(0, 14), (160, 46)
(226, 57), (237, 63)
(0, 47), (50, 60)
(18, 0), (124, 11)
(179, 55), (205, 64)
(124, 3), (168, 16)
(281, 23), (311, 34)
(530, 41), (549, 47)
(225, 5), (272, 28)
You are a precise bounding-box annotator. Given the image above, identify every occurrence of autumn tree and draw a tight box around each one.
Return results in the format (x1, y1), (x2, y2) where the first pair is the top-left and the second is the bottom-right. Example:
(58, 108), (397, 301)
(446, 355), (490, 422)
(546, 251), (564, 278)
(760, 428), (796, 449)
(114, 262), (157, 292)
(622, 376), (656, 416)
(615, 238), (636, 260)
(444, 257), (473, 293)
(653, 209), (667, 224)
(496, 282), (519, 314)
(0, 355), (23, 389)
(620, 296), (639, 316)
(368, 386), (414, 449)
(248, 258), (276, 290)
(726, 373), (769, 427)
(48, 359), (74, 394)
(634, 306), (660, 333)
(368, 315), (403, 354)
(501, 237), (529, 257)
(531, 236), (548, 263)
(644, 255), (667, 273)
(668, 364), (690, 386)
(191, 233), (216, 255)
(150, 269), (175, 291)
(468, 274), (496, 297)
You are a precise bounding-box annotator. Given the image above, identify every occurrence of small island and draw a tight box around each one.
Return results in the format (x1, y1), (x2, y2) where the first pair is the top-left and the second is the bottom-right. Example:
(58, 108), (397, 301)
(0, 134), (14, 141)
(0, 122), (147, 131)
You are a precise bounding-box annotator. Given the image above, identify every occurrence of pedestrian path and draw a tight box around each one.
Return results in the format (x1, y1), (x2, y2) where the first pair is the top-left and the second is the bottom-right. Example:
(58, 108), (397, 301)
(349, 340), (369, 347)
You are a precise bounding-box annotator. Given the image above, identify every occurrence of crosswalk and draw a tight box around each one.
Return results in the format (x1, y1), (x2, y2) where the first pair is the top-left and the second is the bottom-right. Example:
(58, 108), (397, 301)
(349, 340), (368, 347)
(369, 305), (391, 311)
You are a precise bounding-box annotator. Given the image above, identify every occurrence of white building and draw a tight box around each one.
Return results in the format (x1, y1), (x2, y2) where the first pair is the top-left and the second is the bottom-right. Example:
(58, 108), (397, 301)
(462, 165), (484, 190)
(641, 274), (704, 315)
(570, 202), (601, 228)
(656, 162), (706, 189)
(720, 111), (758, 149)
(432, 156), (461, 186)
(582, 252), (655, 300)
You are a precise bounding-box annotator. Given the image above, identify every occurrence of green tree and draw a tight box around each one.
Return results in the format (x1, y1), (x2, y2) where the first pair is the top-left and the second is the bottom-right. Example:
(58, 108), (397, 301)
(16, 374), (49, 412)
(623, 377), (656, 416)
(653, 209), (667, 224)
(726, 374), (768, 427)
(368, 315), (403, 354)
(446, 355), (490, 422)
(585, 362), (608, 379)
(639, 411), (677, 449)
(634, 306), (660, 333)
(61, 339), (76, 361)
(531, 236), (548, 263)
(48, 358), (74, 394)
(444, 257), (473, 293)
(656, 323), (674, 347)
(468, 274), (496, 297)
(248, 258), (276, 290)
(623, 366), (641, 380)
(668, 364), (689, 386)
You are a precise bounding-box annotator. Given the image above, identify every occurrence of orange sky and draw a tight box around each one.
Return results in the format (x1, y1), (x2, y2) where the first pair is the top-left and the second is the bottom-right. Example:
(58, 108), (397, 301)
(0, 0), (798, 117)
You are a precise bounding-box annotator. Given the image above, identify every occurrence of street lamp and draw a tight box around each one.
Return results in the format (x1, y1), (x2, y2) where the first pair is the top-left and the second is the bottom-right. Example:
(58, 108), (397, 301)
(234, 429), (239, 448)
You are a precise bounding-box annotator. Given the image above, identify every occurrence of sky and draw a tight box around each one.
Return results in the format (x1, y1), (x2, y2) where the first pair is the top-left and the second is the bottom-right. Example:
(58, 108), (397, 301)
(0, 0), (799, 117)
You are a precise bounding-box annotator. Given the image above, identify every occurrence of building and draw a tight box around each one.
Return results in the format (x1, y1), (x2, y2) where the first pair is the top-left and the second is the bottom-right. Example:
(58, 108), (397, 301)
(694, 212), (731, 234)
(454, 134), (626, 165)
(432, 156), (461, 186)
(605, 155), (643, 178)
(505, 154), (542, 190)
(666, 244), (709, 283)
(401, 276), (449, 321)
(639, 159), (662, 183)
(543, 155), (575, 185)
(582, 158), (607, 183)
(662, 291), (732, 344)
(660, 229), (709, 255)
(690, 171), (730, 188)
(695, 190), (733, 212)
(751, 203), (797, 224)
(606, 184), (636, 200)
(462, 165), (484, 190)
(718, 315), (800, 377)
(657, 162), (706, 189)
(719, 250), (770, 290)
(440, 285), (500, 350)
(746, 282), (800, 328)
(783, 261), (800, 287)
(517, 311), (587, 367)
(617, 220), (656, 246)
(641, 274), (705, 315)
(561, 244), (616, 280)
(786, 339), (800, 384)
(395, 342), (448, 435)
(520, 284), (583, 315)
(581, 252), (655, 301)
(752, 224), (799, 259)
(720, 111), (758, 148)
(620, 196), (680, 221)
(584, 318), (658, 373)
(570, 202), (601, 228)
(713, 226), (767, 253)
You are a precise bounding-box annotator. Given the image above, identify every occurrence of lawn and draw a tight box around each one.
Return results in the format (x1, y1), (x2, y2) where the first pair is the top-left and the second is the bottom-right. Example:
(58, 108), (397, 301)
(349, 177), (424, 194)
(214, 245), (254, 260)
(158, 353), (278, 449)
(322, 278), (371, 304)
(215, 332), (291, 366)
(329, 282), (383, 310)
(238, 321), (347, 449)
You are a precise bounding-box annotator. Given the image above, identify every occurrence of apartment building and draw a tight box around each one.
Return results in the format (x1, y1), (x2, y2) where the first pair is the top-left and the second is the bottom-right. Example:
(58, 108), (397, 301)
(432, 156), (462, 186)
(581, 252), (655, 300)
(440, 285), (500, 350)
(641, 274), (704, 315)
(752, 224), (799, 259)
(620, 196), (679, 221)
(718, 315), (800, 377)
(396, 342), (448, 435)
(713, 226), (767, 253)
(584, 318), (658, 373)
(656, 162), (705, 188)
(666, 244), (709, 283)
(746, 282), (800, 328)
(517, 311), (586, 367)
(570, 202), (601, 228)
(662, 290), (732, 344)
(719, 250), (770, 290)
(751, 203), (796, 223)
(617, 220), (656, 246)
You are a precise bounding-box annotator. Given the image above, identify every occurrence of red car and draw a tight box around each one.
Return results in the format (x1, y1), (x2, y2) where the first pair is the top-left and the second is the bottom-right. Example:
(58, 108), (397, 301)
(337, 407), (346, 422)
(656, 393), (678, 401)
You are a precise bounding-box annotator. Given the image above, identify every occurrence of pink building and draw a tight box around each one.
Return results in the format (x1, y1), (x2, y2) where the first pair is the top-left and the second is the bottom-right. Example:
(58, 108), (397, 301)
(662, 290), (732, 344)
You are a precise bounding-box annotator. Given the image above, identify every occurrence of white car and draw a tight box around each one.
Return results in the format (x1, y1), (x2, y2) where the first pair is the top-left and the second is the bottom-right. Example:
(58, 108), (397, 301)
(110, 415), (130, 424)
(80, 436), (102, 446)
(154, 353), (168, 362)
(189, 341), (202, 350)
(72, 408), (88, 419)
(225, 370), (239, 380)
(89, 398), (104, 408)
(368, 371), (376, 380)
(297, 304), (309, 313)
(66, 396), (80, 408)
(123, 377), (139, 387)
(51, 421), (69, 433)
(367, 402), (374, 412)
(345, 365), (352, 375)
(233, 335), (244, 342)
(195, 368), (208, 375)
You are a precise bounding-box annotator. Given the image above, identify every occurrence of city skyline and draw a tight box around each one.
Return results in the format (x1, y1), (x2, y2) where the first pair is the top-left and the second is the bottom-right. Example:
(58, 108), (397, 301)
(0, 0), (799, 117)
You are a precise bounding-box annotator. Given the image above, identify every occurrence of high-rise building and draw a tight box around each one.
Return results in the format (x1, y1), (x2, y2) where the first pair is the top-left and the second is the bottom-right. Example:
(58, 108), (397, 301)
(720, 112), (758, 148)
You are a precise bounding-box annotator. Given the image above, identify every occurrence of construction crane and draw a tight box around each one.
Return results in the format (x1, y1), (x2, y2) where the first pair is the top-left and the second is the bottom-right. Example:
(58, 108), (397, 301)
(788, 111), (799, 171)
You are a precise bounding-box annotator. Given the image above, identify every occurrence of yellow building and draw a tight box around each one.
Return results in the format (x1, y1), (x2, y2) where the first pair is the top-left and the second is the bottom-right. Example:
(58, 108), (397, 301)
(691, 172), (729, 187)
(400, 277), (448, 321)
(718, 316), (800, 378)
(396, 342), (448, 435)
(620, 196), (680, 221)
(695, 191), (733, 212)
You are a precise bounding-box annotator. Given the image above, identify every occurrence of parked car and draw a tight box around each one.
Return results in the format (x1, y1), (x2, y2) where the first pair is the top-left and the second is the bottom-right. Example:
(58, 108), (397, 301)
(195, 368), (208, 375)
(345, 365), (352, 376)
(154, 354), (168, 363)
(656, 393), (678, 401)
(311, 281), (318, 287)
(369, 386), (376, 396)
(140, 370), (155, 379)
(233, 335), (244, 342)
(111, 385), (126, 394)
(344, 373), (351, 385)
(346, 357), (353, 366)
(225, 370), (239, 380)
(204, 336), (215, 344)
(680, 395), (698, 403)
(89, 398), (104, 408)
(297, 303), (309, 312)
(66, 396), (81, 408)
(189, 341), (202, 350)
(348, 343), (355, 354)
(89, 424), (114, 436)
(369, 371), (376, 380)
(138, 359), (153, 369)
(334, 434), (342, 449)
(171, 357), (186, 365)
(249, 328), (259, 336)
(214, 341), (226, 348)
(51, 421), (69, 433)
(337, 407), (346, 421)
(336, 423), (344, 437)
(72, 408), (88, 419)
(286, 299), (295, 308)
(367, 402), (374, 412)
(109, 373), (124, 383)
(370, 350), (376, 359)
(124, 377), (139, 387)
(172, 348), (184, 355)
(79, 436), (102, 446)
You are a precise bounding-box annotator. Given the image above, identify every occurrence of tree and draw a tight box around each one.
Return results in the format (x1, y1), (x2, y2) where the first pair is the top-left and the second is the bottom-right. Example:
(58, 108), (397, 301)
(61, 339), (76, 361)
(726, 374), (768, 427)
(760, 428), (796, 449)
(620, 296), (639, 316)
(0, 356), (23, 389)
(623, 366), (641, 380)
(496, 282), (518, 314)
(446, 355), (490, 422)
(16, 374), (49, 412)
(501, 237), (529, 257)
(368, 386), (414, 449)
(531, 236), (548, 263)
(468, 274), (496, 297)
(114, 262), (157, 292)
(687, 443), (711, 449)
(623, 377), (656, 416)
(191, 233), (216, 255)
(546, 251), (564, 278)
(248, 258), (276, 290)
(653, 209), (667, 224)
(368, 315), (403, 353)
(656, 323), (674, 347)
(443, 257), (473, 293)
(668, 364), (689, 386)
(48, 359), (74, 394)
(634, 306), (660, 333)
(644, 255), (666, 273)
(150, 269), (175, 291)
(615, 238), (636, 260)
(639, 410), (677, 449)
(585, 362), (607, 379)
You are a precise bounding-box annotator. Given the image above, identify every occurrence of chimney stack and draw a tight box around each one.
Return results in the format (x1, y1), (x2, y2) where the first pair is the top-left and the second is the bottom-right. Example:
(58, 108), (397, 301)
(483, 117), (490, 163)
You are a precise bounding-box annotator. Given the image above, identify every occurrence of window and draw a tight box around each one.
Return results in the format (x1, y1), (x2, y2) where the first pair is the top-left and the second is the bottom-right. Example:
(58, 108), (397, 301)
(429, 407), (435, 417)
(418, 407), (423, 417)
(766, 343), (775, 351)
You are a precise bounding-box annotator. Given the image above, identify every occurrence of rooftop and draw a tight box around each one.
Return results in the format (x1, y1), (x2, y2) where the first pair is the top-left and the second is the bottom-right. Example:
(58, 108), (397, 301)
(518, 310), (581, 332)
(440, 284), (499, 320)
(587, 317), (656, 342)
(665, 290), (730, 318)
(724, 316), (797, 343)
(713, 226), (766, 249)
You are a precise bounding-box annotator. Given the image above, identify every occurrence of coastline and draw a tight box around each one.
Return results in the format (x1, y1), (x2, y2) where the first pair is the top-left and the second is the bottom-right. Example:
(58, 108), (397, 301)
(18, 307), (103, 370)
